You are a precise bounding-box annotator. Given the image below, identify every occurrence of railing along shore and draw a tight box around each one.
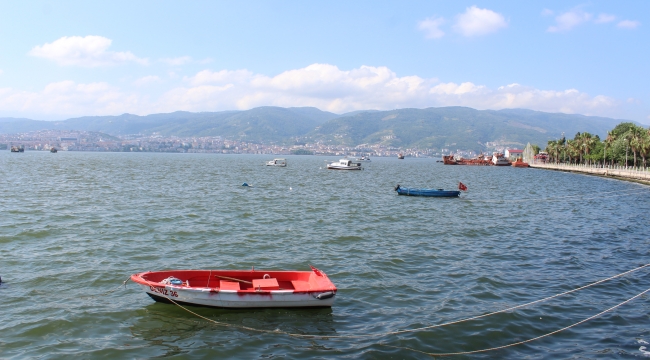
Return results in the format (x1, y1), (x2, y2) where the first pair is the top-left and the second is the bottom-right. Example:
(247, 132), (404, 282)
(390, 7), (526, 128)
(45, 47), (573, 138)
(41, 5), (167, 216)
(529, 162), (650, 182)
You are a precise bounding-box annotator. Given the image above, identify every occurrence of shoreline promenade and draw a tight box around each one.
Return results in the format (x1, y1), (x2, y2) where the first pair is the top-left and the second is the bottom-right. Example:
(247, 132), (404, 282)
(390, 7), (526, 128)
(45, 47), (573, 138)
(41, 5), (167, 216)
(530, 163), (650, 185)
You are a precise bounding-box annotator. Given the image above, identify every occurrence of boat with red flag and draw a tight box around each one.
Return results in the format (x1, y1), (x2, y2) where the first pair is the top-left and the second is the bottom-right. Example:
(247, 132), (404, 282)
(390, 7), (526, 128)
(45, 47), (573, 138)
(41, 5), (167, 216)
(394, 182), (468, 197)
(130, 265), (337, 308)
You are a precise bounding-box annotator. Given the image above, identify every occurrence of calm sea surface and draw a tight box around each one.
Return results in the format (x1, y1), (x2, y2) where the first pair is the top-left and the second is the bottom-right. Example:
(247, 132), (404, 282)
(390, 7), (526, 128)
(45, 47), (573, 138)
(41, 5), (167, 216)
(1, 152), (649, 359)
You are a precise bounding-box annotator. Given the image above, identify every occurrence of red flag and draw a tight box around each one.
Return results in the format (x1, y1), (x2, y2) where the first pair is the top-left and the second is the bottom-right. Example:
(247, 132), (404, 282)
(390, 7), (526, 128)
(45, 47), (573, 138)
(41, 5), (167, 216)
(458, 182), (468, 191)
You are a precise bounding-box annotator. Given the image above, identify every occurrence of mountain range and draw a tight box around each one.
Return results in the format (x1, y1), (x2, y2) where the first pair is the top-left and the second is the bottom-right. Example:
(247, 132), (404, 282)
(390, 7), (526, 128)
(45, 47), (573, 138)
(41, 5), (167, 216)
(0, 106), (630, 151)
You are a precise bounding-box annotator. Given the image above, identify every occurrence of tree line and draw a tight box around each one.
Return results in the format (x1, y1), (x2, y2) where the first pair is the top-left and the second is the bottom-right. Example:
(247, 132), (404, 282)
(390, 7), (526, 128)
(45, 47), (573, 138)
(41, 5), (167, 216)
(544, 122), (650, 168)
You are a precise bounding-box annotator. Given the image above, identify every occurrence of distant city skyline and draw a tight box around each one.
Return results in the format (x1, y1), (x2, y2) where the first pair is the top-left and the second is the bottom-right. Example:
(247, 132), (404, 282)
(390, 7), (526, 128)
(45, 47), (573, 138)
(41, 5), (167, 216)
(0, 1), (648, 124)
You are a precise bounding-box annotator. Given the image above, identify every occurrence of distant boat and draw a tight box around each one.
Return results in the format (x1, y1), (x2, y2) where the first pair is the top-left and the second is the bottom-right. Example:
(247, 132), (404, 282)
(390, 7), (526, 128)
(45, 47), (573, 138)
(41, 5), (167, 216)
(357, 156), (371, 162)
(50, 148), (58, 153)
(10, 146), (24, 153)
(266, 158), (286, 167)
(394, 184), (460, 197)
(491, 153), (511, 166)
(442, 155), (457, 165)
(397, 153), (404, 159)
(512, 158), (529, 168)
(130, 265), (337, 308)
(327, 159), (362, 170)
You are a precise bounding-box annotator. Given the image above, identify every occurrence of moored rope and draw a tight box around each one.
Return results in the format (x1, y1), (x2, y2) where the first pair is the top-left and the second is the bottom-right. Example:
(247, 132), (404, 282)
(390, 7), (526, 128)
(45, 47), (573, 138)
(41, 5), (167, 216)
(81, 277), (130, 299)
(158, 263), (650, 340)
(382, 286), (650, 356)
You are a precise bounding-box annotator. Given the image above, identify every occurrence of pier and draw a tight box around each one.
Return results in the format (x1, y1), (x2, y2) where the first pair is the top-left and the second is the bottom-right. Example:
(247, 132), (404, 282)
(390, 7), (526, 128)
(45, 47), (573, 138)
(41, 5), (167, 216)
(530, 163), (650, 185)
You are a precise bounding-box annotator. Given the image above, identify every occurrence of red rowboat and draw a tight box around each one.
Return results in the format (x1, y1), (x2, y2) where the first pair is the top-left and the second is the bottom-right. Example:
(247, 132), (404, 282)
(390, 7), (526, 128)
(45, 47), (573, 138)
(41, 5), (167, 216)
(130, 265), (337, 308)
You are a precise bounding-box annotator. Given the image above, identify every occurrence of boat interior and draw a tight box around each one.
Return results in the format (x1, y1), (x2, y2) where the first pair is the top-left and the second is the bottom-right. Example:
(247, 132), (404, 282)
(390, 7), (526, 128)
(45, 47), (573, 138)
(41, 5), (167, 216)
(140, 270), (327, 292)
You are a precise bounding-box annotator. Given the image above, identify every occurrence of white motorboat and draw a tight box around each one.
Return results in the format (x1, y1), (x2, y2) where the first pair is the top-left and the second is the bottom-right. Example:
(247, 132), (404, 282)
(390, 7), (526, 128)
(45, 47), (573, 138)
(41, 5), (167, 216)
(357, 156), (371, 162)
(266, 158), (287, 167)
(327, 159), (362, 170)
(492, 153), (511, 166)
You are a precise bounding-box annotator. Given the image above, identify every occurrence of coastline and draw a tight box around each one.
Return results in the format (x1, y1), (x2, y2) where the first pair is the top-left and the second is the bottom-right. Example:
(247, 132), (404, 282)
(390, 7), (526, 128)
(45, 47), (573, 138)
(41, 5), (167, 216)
(530, 163), (650, 186)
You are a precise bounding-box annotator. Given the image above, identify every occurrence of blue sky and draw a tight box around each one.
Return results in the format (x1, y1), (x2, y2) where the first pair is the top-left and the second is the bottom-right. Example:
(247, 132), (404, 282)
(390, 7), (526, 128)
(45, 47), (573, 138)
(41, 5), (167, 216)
(0, 1), (648, 124)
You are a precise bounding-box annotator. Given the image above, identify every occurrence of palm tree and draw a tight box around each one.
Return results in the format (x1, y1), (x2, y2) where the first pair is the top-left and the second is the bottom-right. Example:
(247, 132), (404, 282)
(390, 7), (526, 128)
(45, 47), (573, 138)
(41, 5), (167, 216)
(566, 139), (579, 164)
(604, 131), (615, 166)
(578, 132), (596, 165)
(638, 129), (650, 169)
(629, 125), (645, 168)
(622, 130), (633, 168)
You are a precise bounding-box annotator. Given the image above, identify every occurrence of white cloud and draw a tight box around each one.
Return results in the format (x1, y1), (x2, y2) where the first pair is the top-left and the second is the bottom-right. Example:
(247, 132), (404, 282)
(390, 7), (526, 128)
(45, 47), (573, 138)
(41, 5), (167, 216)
(547, 9), (592, 32)
(185, 69), (256, 86)
(617, 20), (640, 29)
(626, 98), (641, 105)
(29, 36), (148, 67)
(160, 56), (192, 66)
(453, 6), (507, 37)
(0, 81), (140, 117)
(541, 9), (554, 16)
(133, 75), (162, 87)
(158, 64), (620, 117)
(594, 13), (616, 24)
(418, 16), (446, 39)
(0, 64), (630, 120)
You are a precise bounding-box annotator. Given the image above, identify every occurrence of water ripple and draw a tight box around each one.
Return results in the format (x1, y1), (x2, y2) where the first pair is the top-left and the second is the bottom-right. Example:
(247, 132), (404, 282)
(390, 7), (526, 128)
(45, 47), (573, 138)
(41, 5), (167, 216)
(1, 152), (649, 358)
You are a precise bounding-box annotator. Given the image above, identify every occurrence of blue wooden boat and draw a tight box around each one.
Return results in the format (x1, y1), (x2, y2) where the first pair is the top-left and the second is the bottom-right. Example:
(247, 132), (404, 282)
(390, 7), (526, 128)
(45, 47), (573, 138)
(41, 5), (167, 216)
(394, 184), (460, 197)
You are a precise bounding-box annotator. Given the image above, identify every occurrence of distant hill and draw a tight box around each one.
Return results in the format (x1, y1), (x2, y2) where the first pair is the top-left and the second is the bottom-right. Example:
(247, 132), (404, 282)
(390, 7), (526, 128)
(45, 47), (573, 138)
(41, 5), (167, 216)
(0, 106), (631, 150)
(0, 107), (339, 144)
(309, 107), (626, 151)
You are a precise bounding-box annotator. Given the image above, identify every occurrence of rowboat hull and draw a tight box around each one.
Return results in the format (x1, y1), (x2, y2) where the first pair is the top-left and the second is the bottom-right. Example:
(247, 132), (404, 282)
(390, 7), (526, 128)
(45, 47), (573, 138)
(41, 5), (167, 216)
(131, 267), (337, 308)
(395, 186), (460, 197)
(140, 286), (335, 308)
(327, 165), (361, 170)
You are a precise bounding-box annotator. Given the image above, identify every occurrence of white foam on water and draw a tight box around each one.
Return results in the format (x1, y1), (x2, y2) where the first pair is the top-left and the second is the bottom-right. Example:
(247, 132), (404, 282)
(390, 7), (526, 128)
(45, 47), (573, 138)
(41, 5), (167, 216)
(639, 346), (650, 357)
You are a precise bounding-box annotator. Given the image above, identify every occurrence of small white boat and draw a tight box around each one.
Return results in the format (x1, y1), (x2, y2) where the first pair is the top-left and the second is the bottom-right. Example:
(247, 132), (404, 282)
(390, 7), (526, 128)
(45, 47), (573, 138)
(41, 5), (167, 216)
(492, 153), (511, 166)
(266, 158), (287, 167)
(130, 266), (337, 308)
(327, 159), (362, 170)
(357, 156), (371, 162)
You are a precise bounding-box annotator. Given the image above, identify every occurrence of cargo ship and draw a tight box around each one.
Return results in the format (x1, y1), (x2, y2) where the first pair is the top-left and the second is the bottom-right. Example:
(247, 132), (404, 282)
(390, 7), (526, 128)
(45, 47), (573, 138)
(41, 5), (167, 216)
(442, 154), (491, 166)
(443, 153), (511, 166)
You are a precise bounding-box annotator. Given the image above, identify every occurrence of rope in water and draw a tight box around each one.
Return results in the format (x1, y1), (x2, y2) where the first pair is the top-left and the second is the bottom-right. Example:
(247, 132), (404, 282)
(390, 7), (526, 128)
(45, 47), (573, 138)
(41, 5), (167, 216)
(159, 263), (649, 340)
(383, 286), (650, 356)
(81, 277), (131, 299)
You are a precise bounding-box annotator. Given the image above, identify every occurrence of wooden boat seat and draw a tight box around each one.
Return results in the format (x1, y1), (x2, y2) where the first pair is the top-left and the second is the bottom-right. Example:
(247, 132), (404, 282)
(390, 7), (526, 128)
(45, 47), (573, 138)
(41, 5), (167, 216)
(252, 278), (280, 290)
(291, 280), (311, 291)
(219, 280), (240, 290)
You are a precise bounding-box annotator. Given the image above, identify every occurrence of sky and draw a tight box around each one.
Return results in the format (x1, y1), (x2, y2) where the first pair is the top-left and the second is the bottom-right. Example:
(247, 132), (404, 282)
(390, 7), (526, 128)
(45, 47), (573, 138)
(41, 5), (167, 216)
(0, 1), (648, 124)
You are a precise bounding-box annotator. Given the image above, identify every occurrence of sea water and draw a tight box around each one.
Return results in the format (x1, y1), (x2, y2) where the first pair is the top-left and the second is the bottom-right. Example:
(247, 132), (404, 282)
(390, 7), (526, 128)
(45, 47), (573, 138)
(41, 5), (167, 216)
(1, 152), (649, 358)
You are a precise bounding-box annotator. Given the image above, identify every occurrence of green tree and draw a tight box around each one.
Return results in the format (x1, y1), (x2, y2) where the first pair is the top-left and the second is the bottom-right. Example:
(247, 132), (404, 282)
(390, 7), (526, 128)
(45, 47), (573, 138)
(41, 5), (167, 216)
(532, 144), (541, 155)
(604, 130), (616, 166)
(637, 128), (650, 169)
